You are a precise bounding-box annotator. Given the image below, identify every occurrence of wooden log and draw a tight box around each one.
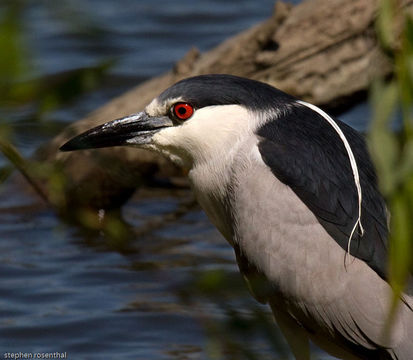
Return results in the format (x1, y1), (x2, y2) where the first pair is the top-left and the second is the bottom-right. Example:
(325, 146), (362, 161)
(34, 0), (411, 212)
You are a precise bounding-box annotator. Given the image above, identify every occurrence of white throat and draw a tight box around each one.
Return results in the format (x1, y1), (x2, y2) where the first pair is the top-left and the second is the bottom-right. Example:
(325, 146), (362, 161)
(151, 104), (262, 239)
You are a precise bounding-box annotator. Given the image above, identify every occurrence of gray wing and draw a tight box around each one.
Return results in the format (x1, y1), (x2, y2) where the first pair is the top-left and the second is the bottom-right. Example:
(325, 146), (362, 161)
(253, 103), (413, 358)
(256, 103), (390, 281)
(277, 261), (413, 360)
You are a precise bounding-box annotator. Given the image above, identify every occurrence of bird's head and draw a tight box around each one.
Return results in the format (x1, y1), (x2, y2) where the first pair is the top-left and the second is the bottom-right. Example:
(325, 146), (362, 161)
(60, 74), (294, 168)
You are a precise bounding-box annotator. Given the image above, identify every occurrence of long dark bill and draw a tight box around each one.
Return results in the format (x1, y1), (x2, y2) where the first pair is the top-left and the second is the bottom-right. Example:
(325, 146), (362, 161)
(60, 112), (173, 152)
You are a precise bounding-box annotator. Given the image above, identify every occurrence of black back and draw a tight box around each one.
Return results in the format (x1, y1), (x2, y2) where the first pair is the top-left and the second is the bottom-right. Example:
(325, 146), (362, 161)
(256, 103), (389, 280)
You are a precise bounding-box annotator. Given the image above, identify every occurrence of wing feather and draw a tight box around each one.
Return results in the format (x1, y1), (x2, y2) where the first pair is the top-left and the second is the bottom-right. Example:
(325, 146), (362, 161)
(256, 103), (389, 279)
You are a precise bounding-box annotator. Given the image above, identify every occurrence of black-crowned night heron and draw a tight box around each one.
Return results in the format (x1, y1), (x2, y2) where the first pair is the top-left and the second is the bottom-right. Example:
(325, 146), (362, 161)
(61, 74), (413, 360)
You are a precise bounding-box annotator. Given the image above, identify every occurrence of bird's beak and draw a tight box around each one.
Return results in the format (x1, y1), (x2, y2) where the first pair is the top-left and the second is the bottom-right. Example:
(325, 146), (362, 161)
(60, 112), (173, 151)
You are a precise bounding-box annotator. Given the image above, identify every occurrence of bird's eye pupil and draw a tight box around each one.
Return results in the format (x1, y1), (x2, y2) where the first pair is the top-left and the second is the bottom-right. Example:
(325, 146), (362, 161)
(173, 103), (194, 120)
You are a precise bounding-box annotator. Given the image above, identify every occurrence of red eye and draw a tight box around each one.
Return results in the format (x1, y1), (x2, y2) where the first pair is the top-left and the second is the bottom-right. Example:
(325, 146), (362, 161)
(173, 103), (194, 120)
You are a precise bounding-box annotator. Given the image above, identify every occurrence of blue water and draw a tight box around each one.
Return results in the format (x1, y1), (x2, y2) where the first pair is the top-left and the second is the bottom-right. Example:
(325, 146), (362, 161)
(0, 0), (360, 359)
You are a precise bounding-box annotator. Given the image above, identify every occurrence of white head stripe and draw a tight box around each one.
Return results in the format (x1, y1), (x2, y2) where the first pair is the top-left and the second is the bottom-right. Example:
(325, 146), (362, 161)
(296, 100), (364, 257)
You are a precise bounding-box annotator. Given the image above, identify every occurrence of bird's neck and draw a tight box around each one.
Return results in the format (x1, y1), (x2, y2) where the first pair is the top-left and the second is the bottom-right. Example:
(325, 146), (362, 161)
(188, 155), (236, 244)
(187, 136), (259, 245)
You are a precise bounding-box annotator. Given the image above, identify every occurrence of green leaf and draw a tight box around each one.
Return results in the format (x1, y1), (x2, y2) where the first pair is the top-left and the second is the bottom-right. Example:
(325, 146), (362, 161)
(376, 0), (397, 52)
(389, 192), (412, 292)
(368, 80), (399, 195)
